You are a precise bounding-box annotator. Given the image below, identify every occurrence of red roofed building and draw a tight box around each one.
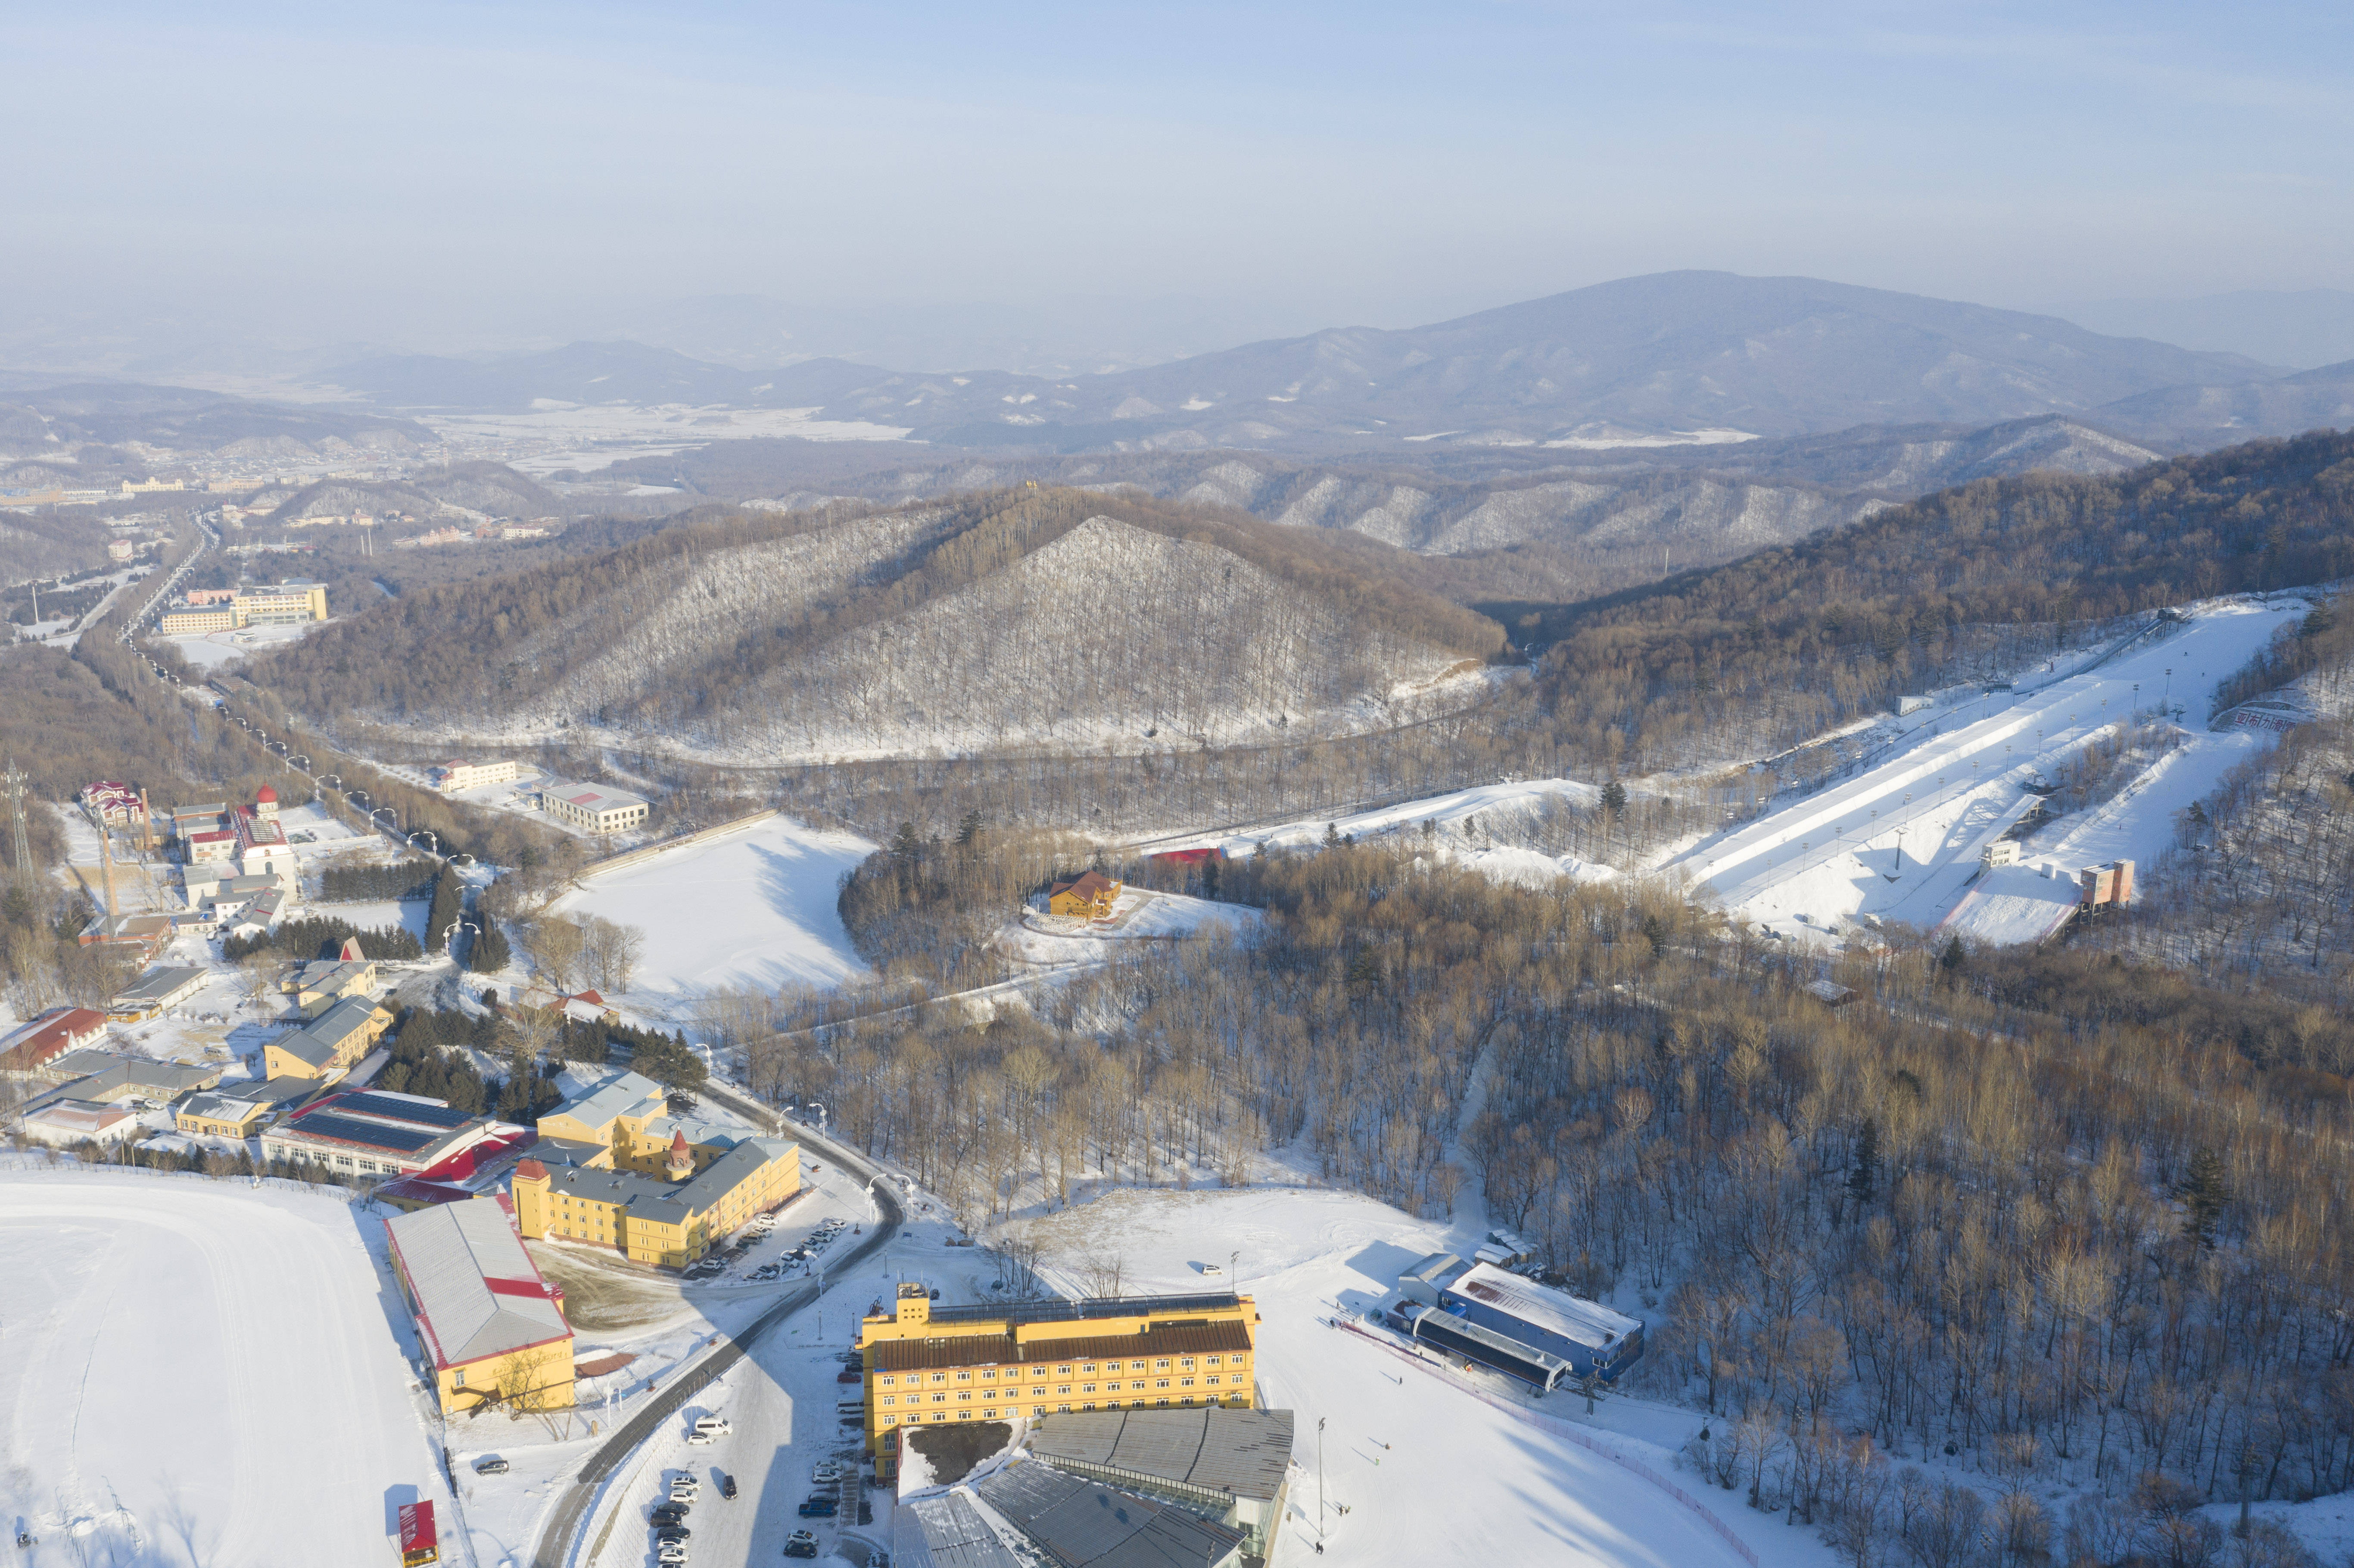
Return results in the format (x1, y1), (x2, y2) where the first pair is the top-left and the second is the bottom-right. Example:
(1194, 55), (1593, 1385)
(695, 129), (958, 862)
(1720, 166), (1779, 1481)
(384, 1195), (575, 1416)
(0, 1007), (109, 1076)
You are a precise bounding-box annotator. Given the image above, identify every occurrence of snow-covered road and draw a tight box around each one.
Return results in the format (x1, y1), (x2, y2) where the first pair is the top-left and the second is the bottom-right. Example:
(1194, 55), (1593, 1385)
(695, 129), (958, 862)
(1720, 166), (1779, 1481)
(1674, 597), (2307, 944)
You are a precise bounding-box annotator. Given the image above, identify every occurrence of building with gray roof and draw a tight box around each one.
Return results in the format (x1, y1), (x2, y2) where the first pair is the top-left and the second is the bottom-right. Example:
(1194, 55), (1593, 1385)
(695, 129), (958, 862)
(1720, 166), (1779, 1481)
(975, 1457), (1245, 1568)
(894, 1490), (1028, 1568)
(1025, 1408), (1293, 1556)
(24, 1051), (222, 1113)
(384, 1195), (574, 1415)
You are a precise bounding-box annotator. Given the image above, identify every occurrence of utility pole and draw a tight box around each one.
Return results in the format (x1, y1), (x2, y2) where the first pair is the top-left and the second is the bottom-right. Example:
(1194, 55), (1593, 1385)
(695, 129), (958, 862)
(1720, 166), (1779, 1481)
(3, 758), (31, 884)
(1317, 1415), (1327, 1550)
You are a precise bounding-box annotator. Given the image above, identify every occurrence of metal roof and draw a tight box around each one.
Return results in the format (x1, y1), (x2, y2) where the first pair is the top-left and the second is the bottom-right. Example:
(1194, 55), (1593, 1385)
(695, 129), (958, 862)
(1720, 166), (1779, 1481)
(928, 1292), (1242, 1328)
(545, 1067), (665, 1135)
(115, 966), (209, 1003)
(334, 1091), (472, 1129)
(1026, 1408), (1292, 1503)
(975, 1458), (1244, 1568)
(282, 1111), (440, 1154)
(874, 1322), (1251, 1373)
(894, 1491), (1026, 1568)
(1444, 1262), (1641, 1351)
(385, 1197), (569, 1370)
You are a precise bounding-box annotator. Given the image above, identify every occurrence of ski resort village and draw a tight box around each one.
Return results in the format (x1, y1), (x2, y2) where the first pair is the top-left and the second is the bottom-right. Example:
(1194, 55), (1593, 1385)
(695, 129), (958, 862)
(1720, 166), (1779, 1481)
(9, 277), (2354, 1568)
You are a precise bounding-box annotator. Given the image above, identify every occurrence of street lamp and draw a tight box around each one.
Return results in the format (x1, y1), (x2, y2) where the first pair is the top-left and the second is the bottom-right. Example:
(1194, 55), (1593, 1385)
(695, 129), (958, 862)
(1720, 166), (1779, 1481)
(409, 830), (439, 855)
(446, 919), (479, 958)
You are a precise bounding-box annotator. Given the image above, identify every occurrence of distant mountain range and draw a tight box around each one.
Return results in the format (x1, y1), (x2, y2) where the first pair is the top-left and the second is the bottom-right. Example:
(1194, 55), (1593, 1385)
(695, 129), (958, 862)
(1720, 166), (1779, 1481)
(317, 273), (2296, 453)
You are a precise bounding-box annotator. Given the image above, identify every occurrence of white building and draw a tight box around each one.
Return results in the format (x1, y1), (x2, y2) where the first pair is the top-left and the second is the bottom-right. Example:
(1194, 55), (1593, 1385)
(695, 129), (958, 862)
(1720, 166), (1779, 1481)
(537, 780), (650, 834)
(429, 759), (522, 793)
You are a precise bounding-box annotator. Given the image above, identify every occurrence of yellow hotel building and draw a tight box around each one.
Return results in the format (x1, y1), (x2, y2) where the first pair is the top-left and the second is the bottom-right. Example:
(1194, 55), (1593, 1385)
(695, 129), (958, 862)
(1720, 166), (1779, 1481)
(857, 1284), (1260, 1479)
(509, 1068), (799, 1269)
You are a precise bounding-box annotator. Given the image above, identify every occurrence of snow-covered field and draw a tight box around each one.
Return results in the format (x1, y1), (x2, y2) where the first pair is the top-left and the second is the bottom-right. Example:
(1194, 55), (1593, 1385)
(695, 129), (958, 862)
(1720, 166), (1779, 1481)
(1672, 597), (2309, 946)
(422, 403), (913, 477)
(551, 815), (876, 995)
(0, 1170), (455, 1565)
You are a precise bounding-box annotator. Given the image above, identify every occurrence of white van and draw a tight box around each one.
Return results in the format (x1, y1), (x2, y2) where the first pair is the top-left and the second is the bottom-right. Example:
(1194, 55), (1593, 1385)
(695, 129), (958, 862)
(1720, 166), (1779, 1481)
(693, 1416), (731, 1436)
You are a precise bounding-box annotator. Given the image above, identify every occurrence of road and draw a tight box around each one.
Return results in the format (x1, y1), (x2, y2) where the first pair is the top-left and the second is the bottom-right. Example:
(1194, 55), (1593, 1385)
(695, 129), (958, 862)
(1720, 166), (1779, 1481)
(530, 1117), (903, 1568)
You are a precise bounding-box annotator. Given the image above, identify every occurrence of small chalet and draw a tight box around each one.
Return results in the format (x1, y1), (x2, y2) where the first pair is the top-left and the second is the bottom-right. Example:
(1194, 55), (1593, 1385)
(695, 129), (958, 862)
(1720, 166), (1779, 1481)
(1047, 871), (1123, 921)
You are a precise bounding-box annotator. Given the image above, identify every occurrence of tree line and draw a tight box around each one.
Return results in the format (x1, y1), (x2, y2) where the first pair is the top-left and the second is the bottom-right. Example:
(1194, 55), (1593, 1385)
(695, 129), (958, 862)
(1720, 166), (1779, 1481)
(748, 832), (2354, 1566)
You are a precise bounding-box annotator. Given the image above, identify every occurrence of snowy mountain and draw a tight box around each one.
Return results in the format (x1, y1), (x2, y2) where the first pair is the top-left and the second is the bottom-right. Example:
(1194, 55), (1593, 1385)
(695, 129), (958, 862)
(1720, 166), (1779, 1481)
(2094, 359), (2354, 447)
(312, 274), (2275, 452)
(254, 488), (1505, 762)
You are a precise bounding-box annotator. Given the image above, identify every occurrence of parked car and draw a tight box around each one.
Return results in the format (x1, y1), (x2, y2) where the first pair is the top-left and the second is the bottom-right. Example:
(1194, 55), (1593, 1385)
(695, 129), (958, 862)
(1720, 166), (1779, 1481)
(783, 1531), (820, 1559)
(811, 1462), (843, 1484)
(656, 1523), (691, 1541)
(685, 1430), (717, 1446)
(473, 1457), (509, 1475)
(835, 1368), (860, 1384)
(797, 1497), (838, 1518)
(651, 1503), (687, 1522)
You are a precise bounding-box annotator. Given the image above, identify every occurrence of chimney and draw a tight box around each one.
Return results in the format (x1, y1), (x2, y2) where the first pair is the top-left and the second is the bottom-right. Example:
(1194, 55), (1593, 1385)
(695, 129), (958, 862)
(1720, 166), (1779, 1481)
(138, 787), (153, 850)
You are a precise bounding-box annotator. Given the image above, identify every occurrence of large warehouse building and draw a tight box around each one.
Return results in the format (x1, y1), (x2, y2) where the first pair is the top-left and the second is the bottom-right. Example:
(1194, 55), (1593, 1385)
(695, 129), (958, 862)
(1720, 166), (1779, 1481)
(1393, 1254), (1644, 1393)
(385, 1196), (574, 1417)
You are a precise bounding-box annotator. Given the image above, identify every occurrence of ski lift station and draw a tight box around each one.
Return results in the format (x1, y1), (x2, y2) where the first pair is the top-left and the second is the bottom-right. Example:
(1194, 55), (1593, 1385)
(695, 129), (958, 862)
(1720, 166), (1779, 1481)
(1390, 1254), (1644, 1394)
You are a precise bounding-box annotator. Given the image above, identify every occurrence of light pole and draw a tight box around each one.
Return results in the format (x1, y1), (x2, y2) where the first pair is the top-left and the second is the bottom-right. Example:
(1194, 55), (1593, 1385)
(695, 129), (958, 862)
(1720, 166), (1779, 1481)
(1317, 1416), (1327, 1549)
(446, 919), (479, 959)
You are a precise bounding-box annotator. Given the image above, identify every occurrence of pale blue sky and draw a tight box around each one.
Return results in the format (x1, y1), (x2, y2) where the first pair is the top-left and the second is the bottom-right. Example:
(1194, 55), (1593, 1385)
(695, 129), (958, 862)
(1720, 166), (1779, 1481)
(3, 2), (2348, 350)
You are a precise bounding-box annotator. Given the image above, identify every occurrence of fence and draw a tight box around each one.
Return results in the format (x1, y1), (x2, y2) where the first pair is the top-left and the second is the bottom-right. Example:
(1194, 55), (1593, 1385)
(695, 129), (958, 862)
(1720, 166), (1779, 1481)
(1329, 1314), (1760, 1568)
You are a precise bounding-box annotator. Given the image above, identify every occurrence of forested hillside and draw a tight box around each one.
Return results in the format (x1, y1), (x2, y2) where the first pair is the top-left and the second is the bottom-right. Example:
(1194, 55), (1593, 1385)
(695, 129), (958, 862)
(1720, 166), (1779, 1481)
(255, 487), (1505, 762)
(1527, 429), (2354, 776)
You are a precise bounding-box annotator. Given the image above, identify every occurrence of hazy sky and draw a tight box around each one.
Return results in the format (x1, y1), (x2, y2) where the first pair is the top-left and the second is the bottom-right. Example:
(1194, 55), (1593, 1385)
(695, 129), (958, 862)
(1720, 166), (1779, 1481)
(5, 1), (2350, 352)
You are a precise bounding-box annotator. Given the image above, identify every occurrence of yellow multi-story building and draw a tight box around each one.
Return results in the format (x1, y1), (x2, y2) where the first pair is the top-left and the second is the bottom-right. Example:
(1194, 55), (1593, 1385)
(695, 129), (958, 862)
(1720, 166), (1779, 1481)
(856, 1285), (1261, 1479)
(509, 1068), (800, 1269)
(386, 1196), (576, 1418)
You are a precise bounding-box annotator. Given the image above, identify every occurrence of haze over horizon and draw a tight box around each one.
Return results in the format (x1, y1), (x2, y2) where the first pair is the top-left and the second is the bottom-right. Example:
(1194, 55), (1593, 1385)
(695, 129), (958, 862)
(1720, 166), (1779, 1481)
(4, 1), (2350, 372)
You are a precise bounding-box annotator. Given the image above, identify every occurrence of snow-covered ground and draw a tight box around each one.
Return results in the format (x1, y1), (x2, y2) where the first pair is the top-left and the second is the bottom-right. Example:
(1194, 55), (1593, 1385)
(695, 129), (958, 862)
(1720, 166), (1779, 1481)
(550, 814), (876, 996)
(157, 618), (329, 669)
(1001, 888), (1262, 969)
(1671, 597), (2309, 946)
(420, 403), (914, 478)
(1015, 1185), (1793, 1568)
(0, 1169), (457, 1565)
(1147, 776), (1616, 882)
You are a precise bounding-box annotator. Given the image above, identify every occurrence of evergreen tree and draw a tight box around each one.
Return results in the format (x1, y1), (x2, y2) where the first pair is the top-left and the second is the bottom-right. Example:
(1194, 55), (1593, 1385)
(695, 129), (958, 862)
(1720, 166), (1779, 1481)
(1939, 936), (1969, 982)
(1640, 913), (1667, 955)
(468, 921), (511, 973)
(1322, 822), (1342, 848)
(1848, 1117), (1879, 1207)
(2179, 1146), (2231, 1251)
(891, 821), (923, 860)
(424, 867), (462, 952)
(955, 809), (984, 847)
(1600, 779), (1628, 816)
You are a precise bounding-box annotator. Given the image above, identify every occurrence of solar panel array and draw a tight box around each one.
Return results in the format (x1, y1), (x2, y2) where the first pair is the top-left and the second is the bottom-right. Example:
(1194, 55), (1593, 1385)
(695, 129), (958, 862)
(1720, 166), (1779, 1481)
(331, 1092), (473, 1129)
(285, 1112), (440, 1154)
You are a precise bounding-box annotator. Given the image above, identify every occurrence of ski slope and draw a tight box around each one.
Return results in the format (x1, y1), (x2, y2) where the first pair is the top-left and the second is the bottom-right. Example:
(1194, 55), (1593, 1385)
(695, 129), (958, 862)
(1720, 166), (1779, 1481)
(0, 1171), (455, 1565)
(1674, 597), (2308, 945)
